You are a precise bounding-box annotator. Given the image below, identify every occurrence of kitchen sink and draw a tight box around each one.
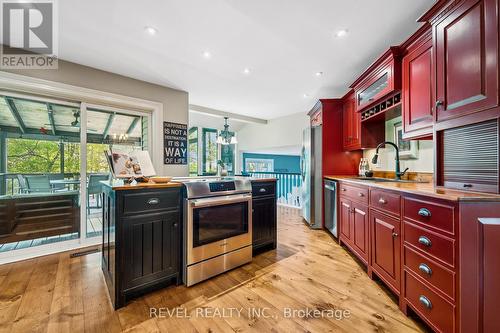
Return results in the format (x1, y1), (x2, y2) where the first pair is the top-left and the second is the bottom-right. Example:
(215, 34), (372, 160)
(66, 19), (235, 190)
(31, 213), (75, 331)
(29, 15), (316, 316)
(354, 177), (429, 184)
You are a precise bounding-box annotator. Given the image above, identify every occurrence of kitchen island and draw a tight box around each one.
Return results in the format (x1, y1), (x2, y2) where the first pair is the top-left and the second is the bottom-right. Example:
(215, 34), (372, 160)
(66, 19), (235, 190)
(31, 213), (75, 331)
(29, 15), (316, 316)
(101, 177), (277, 309)
(101, 180), (184, 309)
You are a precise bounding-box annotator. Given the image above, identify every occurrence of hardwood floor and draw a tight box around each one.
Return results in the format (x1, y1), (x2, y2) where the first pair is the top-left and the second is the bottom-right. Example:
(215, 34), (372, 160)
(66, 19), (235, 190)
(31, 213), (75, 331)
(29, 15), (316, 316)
(0, 206), (427, 333)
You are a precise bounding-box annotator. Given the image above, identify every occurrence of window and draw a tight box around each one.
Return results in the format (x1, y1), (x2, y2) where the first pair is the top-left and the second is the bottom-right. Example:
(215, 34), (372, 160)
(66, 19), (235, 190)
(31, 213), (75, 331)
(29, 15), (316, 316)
(188, 127), (198, 176)
(202, 128), (218, 175)
(245, 158), (274, 172)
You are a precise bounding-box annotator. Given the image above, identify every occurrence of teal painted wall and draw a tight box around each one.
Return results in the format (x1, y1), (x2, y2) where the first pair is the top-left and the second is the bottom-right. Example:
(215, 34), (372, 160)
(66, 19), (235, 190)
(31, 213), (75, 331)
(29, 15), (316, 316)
(242, 153), (300, 173)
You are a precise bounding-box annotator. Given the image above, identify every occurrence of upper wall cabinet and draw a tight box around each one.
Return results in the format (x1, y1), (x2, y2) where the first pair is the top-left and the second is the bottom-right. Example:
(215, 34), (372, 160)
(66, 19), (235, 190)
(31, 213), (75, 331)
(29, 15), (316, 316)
(342, 92), (385, 151)
(402, 28), (434, 139)
(433, 0), (499, 126)
(350, 47), (402, 113)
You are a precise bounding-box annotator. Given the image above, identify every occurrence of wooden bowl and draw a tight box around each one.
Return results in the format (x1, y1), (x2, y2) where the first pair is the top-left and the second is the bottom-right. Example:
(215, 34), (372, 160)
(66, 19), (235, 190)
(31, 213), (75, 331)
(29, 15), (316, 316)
(149, 176), (173, 184)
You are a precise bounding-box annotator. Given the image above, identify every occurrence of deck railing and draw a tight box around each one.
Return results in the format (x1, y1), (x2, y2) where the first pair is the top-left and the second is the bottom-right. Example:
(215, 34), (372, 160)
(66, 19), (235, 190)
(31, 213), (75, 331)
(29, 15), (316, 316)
(246, 171), (302, 208)
(0, 172), (81, 195)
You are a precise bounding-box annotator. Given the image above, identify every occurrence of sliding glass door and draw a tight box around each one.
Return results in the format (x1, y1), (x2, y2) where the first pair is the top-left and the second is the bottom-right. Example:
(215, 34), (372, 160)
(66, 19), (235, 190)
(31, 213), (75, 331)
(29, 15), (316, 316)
(0, 93), (151, 256)
(0, 95), (82, 252)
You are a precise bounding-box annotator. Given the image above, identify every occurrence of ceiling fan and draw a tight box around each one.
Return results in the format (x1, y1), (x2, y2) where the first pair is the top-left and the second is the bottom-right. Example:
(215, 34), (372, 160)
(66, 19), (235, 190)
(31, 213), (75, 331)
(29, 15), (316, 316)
(44, 110), (98, 132)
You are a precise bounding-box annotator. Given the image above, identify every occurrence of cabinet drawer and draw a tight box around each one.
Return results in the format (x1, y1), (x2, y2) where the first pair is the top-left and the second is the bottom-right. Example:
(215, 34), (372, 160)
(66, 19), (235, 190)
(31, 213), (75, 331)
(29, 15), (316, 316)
(404, 245), (455, 300)
(122, 189), (180, 215)
(403, 197), (455, 235)
(251, 182), (276, 197)
(404, 271), (455, 333)
(339, 183), (368, 204)
(370, 189), (400, 216)
(403, 221), (455, 267)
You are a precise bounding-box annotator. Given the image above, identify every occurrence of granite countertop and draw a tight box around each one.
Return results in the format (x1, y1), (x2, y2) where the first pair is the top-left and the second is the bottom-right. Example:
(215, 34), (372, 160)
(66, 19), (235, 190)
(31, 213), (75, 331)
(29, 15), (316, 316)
(102, 176), (277, 191)
(325, 175), (500, 202)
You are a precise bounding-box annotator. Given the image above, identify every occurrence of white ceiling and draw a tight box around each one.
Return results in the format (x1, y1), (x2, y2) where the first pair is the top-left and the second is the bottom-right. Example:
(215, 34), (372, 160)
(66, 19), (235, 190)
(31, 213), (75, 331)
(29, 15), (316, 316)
(58, 0), (435, 120)
(188, 111), (248, 132)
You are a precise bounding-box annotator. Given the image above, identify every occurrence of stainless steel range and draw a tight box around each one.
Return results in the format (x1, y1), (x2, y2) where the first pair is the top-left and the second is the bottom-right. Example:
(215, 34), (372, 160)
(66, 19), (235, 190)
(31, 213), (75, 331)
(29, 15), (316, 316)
(178, 177), (252, 286)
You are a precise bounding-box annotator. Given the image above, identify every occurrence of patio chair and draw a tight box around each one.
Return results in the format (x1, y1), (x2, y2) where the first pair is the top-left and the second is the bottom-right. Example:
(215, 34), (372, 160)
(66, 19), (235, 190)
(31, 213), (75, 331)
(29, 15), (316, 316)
(16, 174), (28, 194)
(87, 174), (110, 214)
(25, 175), (52, 193)
(49, 173), (66, 191)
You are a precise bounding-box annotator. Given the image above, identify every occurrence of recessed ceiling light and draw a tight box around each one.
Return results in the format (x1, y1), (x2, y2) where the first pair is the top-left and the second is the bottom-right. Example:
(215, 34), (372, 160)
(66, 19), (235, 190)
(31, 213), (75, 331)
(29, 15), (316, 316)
(335, 29), (348, 38)
(303, 93), (310, 98)
(243, 68), (251, 74)
(144, 26), (157, 35)
(315, 71), (323, 77)
(202, 51), (212, 59)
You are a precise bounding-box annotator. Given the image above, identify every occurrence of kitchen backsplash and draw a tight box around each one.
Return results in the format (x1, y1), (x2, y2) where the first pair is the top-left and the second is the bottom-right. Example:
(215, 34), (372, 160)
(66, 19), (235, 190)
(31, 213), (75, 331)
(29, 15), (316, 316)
(363, 116), (434, 173)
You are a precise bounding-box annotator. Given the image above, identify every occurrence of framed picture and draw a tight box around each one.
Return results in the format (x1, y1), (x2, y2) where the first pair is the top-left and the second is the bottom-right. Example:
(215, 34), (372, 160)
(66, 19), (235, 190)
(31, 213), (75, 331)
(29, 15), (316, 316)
(393, 122), (418, 159)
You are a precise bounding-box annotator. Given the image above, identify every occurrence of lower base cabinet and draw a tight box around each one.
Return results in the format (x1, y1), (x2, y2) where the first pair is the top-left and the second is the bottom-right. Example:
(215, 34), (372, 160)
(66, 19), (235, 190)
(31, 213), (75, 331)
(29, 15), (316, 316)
(251, 181), (277, 255)
(370, 209), (401, 295)
(339, 197), (369, 265)
(102, 185), (183, 309)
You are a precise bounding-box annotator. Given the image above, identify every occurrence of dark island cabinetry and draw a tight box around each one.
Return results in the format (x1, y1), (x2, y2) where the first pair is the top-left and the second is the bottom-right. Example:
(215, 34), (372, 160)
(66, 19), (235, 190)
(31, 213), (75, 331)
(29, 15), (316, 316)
(101, 182), (183, 309)
(251, 180), (277, 255)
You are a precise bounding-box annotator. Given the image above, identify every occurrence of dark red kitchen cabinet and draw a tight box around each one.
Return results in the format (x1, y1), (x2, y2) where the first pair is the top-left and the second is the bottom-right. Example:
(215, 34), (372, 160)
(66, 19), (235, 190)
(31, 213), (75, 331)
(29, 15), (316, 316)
(350, 47), (402, 113)
(370, 209), (401, 294)
(342, 92), (384, 151)
(342, 92), (361, 150)
(339, 197), (352, 243)
(402, 33), (433, 139)
(351, 202), (369, 263)
(339, 195), (369, 265)
(434, 0), (499, 124)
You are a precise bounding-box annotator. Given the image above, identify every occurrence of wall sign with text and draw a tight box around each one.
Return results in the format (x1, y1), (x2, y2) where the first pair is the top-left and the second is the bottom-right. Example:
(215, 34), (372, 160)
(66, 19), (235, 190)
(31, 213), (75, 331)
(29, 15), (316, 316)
(163, 122), (187, 165)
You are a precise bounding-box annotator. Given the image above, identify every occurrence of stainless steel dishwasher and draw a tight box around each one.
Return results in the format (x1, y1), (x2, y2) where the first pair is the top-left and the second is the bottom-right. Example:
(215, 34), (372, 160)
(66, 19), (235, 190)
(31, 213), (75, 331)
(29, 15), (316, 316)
(324, 180), (337, 238)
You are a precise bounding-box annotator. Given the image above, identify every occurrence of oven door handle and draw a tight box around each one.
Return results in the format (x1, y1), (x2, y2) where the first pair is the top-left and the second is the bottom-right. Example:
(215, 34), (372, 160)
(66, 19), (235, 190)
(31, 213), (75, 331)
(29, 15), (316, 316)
(190, 194), (252, 208)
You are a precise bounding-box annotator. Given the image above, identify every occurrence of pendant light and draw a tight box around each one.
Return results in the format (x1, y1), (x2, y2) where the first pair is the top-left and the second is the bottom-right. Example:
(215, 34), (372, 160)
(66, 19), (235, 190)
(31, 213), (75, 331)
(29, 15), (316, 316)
(217, 117), (238, 145)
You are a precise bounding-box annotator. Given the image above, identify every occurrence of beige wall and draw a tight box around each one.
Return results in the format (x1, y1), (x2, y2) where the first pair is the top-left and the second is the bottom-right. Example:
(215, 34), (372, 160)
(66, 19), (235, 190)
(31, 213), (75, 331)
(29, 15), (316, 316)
(2, 60), (189, 176)
(363, 116), (434, 173)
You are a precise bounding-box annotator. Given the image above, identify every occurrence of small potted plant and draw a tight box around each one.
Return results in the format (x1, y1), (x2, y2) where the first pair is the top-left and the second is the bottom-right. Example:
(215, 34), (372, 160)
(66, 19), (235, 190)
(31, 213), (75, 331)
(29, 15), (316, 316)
(217, 160), (228, 176)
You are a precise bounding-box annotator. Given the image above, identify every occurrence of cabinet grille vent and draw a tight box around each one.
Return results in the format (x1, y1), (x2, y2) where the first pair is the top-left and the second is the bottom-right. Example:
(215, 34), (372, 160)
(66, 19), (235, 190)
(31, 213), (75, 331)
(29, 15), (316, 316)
(442, 119), (499, 193)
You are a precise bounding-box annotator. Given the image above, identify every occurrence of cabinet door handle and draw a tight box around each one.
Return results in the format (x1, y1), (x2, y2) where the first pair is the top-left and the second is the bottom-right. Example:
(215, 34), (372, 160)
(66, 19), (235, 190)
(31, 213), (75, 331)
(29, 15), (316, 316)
(341, 188), (346, 192)
(418, 236), (432, 247)
(392, 232), (398, 238)
(147, 198), (160, 205)
(173, 223), (178, 227)
(418, 208), (431, 217)
(435, 100), (443, 108)
(378, 198), (387, 204)
(419, 263), (432, 276)
(419, 295), (432, 309)
(259, 188), (267, 193)
(358, 192), (364, 197)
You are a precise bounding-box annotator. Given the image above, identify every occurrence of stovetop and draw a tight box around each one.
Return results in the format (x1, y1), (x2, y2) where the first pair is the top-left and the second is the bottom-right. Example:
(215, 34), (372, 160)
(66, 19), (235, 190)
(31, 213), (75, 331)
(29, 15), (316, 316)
(174, 176), (252, 199)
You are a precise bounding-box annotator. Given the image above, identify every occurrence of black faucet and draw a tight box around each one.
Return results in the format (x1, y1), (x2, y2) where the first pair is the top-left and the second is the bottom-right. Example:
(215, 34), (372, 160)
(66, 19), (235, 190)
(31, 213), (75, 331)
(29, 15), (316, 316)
(371, 141), (409, 180)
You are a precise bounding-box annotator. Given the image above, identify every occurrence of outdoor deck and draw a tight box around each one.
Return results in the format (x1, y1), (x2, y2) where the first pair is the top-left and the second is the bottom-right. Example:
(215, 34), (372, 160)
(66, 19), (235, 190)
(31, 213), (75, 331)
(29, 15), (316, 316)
(0, 208), (103, 253)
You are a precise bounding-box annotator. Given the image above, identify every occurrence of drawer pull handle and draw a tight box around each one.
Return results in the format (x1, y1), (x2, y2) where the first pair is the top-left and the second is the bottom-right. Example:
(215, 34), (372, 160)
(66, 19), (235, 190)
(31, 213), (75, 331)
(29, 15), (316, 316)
(358, 193), (364, 197)
(259, 188), (267, 193)
(418, 263), (432, 276)
(463, 183), (473, 188)
(418, 236), (432, 247)
(419, 295), (432, 309)
(378, 198), (387, 204)
(418, 208), (431, 217)
(147, 198), (160, 205)
(341, 188), (346, 192)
